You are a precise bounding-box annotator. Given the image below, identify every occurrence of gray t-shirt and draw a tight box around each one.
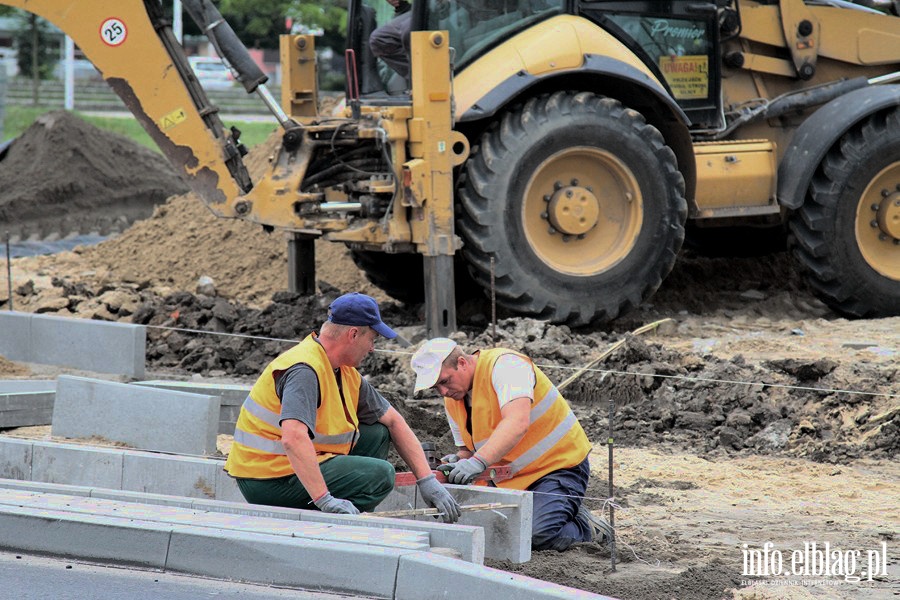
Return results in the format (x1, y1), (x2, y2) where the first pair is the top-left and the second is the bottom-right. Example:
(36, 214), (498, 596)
(275, 363), (390, 439)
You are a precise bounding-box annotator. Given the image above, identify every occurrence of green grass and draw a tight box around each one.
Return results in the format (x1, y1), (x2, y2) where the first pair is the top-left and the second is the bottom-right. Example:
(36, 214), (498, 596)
(2, 105), (276, 150)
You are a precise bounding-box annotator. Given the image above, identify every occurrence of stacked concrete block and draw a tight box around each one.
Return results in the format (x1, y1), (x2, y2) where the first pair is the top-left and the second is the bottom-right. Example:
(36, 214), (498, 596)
(52, 375), (219, 455)
(0, 380), (57, 428)
(0, 311), (145, 377)
(0, 391), (55, 428)
(132, 380), (251, 434)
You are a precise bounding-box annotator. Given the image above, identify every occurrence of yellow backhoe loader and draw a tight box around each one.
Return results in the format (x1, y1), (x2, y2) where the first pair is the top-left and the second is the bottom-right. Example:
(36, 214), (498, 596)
(3, 0), (899, 336)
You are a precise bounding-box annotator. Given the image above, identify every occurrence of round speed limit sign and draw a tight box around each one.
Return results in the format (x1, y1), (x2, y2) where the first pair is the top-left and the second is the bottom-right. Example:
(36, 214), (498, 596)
(100, 18), (127, 47)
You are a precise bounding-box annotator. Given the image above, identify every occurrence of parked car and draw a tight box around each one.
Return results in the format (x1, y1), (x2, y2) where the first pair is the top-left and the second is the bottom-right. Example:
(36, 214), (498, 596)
(52, 58), (102, 81)
(187, 56), (234, 90)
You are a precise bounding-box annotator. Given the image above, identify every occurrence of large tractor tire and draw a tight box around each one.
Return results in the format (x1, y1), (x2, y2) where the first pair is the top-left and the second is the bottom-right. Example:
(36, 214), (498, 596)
(457, 91), (687, 325)
(789, 110), (900, 317)
(349, 249), (480, 305)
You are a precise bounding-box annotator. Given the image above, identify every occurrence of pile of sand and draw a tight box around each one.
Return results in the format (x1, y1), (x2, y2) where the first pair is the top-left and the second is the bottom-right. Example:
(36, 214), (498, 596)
(0, 111), (188, 240)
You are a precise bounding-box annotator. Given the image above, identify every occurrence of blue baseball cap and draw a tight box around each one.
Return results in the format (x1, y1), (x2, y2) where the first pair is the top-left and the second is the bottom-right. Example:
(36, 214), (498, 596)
(328, 293), (398, 339)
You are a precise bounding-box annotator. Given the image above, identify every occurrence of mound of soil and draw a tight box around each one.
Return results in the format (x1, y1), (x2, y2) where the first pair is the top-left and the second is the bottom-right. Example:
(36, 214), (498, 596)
(0, 110), (188, 240)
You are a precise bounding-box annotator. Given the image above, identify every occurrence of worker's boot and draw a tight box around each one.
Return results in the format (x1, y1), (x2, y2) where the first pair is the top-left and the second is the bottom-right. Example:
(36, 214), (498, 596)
(578, 505), (614, 546)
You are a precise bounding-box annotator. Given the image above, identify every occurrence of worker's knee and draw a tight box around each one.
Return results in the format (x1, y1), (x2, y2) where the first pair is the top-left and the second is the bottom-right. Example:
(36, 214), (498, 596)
(356, 459), (396, 512)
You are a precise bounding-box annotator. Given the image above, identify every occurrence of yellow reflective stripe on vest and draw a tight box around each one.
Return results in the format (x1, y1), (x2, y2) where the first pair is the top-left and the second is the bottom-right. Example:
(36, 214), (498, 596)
(241, 395), (281, 429)
(233, 429), (286, 455)
(507, 409), (578, 475)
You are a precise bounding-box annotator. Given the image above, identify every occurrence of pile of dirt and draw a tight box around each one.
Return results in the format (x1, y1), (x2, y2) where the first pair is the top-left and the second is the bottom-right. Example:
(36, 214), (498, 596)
(0, 111), (188, 240)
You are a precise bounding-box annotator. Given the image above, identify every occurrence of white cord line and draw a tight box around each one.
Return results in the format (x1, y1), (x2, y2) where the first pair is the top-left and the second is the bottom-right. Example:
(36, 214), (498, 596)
(143, 324), (898, 398)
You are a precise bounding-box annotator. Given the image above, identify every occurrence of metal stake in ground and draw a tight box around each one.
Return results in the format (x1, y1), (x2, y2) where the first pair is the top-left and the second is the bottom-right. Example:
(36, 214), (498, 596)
(490, 256), (497, 343)
(5, 230), (11, 311)
(609, 392), (616, 571)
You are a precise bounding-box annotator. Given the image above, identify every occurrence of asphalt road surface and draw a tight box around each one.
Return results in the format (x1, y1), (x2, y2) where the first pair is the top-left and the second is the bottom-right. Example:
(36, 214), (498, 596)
(0, 551), (368, 599)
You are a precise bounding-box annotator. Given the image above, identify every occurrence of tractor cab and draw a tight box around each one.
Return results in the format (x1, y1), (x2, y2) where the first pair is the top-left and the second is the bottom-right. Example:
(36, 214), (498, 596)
(347, 0), (725, 129)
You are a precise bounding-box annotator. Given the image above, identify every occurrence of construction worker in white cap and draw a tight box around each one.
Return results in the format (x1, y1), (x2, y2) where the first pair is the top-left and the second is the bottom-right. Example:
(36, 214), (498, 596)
(225, 293), (459, 523)
(410, 337), (611, 551)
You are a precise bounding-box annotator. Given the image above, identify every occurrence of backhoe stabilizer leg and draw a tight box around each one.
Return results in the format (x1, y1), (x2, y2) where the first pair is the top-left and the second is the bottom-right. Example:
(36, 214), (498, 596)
(423, 255), (457, 337)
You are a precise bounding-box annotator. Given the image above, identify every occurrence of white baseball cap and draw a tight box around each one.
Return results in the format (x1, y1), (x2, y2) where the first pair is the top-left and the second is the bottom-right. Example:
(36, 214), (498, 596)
(411, 338), (458, 392)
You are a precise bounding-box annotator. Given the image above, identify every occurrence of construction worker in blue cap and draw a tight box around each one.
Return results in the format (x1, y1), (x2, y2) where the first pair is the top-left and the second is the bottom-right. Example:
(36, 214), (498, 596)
(225, 293), (459, 522)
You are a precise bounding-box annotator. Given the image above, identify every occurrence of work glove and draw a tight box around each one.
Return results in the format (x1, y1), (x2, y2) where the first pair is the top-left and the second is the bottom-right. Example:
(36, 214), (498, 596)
(313, 492), (360, 515)
(417, 474), (461, 523)
(440, 453), (460, 464)
(436, 454), (487, 485)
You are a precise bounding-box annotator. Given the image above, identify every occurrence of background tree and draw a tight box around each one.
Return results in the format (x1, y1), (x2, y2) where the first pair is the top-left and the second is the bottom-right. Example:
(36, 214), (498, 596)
(217, 0), (294, 49)
(12, 11), (57, 105)
(287, 2), (347, 52)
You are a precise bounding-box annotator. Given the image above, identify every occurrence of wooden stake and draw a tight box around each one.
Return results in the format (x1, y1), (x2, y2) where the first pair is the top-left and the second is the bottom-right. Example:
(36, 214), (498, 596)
(557, 318), (673, 391)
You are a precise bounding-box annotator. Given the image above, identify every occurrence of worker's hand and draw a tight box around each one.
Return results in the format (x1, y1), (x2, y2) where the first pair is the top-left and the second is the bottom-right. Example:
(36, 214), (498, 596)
(436, 454), (487, 485)
(440, 453), (460, 464)
(313, 492), (360, 515)
(416, 474), (461, 523)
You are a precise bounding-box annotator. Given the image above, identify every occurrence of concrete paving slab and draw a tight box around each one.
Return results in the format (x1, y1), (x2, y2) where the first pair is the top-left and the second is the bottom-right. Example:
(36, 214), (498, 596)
(0, 437), (33, 480)
(0, 391), (54, 427)
(53, 375), (219, 455)
(165, 527), (409, 598)
(0, 477), (91, 497)
(29, 313), (146, 377)
(0, 488), (430, 551)
(0, 311), (31, 362)
(123, 451), (222, 499)
(0, 504), (171, 568)
(395, 552), (614, 600)
(133, 381), (250, 434)
(0, 476), (485, 565)
(31, 441), (124, 489)
(192, 496), (485, 563)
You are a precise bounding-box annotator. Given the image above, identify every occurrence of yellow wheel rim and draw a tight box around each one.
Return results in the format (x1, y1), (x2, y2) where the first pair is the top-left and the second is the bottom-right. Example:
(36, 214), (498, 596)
(856, 161), (900, 280)
(522, 147), (643, 276)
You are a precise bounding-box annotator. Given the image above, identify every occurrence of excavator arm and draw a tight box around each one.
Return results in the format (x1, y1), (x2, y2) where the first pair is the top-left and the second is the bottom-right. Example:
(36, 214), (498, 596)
(3, 0), (463, 335)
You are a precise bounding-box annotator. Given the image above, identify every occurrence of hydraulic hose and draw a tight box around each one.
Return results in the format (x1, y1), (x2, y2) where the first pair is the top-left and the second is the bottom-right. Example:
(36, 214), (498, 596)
(181, 0), (268, 93)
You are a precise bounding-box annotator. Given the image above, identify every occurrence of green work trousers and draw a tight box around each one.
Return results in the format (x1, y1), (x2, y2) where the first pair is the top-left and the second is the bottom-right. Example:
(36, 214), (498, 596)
(235, 423), (395, 512)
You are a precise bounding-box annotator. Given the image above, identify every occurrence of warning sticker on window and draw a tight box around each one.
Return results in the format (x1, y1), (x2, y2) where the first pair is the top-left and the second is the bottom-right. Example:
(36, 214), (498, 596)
(659, 55), (708, 100)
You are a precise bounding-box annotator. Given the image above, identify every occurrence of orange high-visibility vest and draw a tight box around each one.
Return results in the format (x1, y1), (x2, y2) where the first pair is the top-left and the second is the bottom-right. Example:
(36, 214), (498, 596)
(445, 348), (591, 490)
(224, 333), (361, 479)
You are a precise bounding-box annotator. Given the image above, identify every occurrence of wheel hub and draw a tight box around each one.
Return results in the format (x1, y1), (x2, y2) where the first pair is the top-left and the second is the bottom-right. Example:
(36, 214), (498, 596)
(547, 184), (601, 236)
(874, 189), (900, 241)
